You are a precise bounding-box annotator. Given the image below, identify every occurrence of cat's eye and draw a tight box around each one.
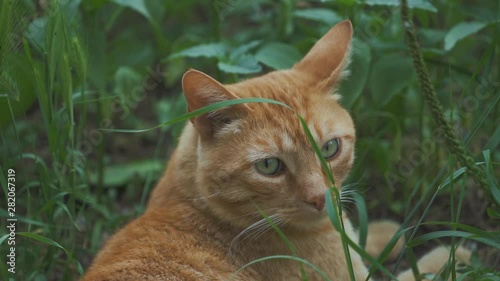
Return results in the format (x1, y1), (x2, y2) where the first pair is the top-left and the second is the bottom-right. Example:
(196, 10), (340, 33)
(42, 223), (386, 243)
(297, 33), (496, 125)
(321, 138), (340, 159)
(255, 158), (282, 175)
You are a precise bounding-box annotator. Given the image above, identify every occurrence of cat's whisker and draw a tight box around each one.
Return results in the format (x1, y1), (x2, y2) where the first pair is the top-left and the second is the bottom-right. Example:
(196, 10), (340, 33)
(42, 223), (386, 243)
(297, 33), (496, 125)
(240, 214), (279, 238)
(243, 214), (286, 248)
(339, 186), (360, 212)
(340, 194), (357, 199)
(340, 196), (356, 203)
(341, 204), (354, 214)
(231, 208), (281, 219)
(340, 188), (358, 192)
(340, 185), (361, 204)
(232, 215), (275, 243)
(230, 213), (286, 255)
(229, 218), (269, 254)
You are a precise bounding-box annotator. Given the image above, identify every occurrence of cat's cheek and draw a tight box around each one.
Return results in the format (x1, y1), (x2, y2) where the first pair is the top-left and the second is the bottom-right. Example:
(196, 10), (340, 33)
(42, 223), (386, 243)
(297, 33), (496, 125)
(246, 173), (285, 193)
(332, 160), (355, 185)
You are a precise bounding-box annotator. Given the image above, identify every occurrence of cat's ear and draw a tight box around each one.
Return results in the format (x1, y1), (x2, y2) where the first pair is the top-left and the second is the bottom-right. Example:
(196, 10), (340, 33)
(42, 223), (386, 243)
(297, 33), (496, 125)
(182, 69), (244, 138)
(293, 20), (353, 89)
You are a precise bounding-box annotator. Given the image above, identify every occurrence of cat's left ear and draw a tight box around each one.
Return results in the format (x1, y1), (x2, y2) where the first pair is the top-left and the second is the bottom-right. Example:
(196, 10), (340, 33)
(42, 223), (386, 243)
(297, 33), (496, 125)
(293, 20), (353, 89)
(182, 69), (246, 138)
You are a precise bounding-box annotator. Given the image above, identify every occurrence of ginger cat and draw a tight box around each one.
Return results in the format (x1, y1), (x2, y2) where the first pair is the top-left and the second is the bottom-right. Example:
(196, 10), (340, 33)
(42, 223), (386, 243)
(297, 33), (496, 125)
(83, 20), (470, 280)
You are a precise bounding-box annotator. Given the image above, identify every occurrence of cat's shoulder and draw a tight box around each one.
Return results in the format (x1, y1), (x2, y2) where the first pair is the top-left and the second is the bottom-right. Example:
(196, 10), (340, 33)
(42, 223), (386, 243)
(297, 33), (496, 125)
(81, 208), (240, 281)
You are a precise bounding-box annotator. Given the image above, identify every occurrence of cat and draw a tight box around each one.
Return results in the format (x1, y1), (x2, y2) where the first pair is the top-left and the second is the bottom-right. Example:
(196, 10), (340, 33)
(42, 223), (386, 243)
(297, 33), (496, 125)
(82, 20), (471, 281)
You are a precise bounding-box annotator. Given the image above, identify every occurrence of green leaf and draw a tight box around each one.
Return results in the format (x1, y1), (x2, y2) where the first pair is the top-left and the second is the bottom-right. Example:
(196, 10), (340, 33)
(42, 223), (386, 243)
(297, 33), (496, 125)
(82, 0), (110, 10)
(112, 66), (143, 119)
(218, 55), (262, 74)
(369, 54), (414, 108)
(229, 40), (261, 61)
(0, 234), (8, 246)
(438, 167), (466, 191)
(407, 230), (500, 249)
(485, 125), (500, 151)
(218, 62), (261, 74)
(155, 95), (187, 136)
(109, 30), (154, 68)
(444, 22), (487, 51)
(19, 231), (84, 274)
(144, 0), (166, 24)
(60, 0), (82, 21)
(113, 66), (142, 105)
(86, 24), (107, 90)
(293, 8), (342, 25)
(486, 207), (500, 219)
(168, 43), (227, 60)
(0, 209), (49, 227)
(18, 232), (71, 256)
(88, 160), (165, 187)
(25, 17), (47, 51)
(0, 54), (38, 128)
(222, 42), (263, 74)
(21, 232), (61, 246)
(483, 150), (500, 206)
(418, 29), (447, 46)
(363, 0), (437, 12)
(353, 193), (368, 250)
(111, 0), (151, 21)
(339, 39), (371, 109)
(325, 188), (341, 230)
(255, 42), (302, 70)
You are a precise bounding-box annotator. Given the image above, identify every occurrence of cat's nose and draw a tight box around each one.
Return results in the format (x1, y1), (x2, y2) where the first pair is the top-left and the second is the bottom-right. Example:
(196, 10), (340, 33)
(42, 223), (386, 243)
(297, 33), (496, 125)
(306, 194), (325, 211)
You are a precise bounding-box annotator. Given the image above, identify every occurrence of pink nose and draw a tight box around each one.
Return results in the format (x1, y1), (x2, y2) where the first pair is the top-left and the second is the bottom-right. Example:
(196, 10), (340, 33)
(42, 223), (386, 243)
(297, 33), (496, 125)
(305, 194), (325, 211)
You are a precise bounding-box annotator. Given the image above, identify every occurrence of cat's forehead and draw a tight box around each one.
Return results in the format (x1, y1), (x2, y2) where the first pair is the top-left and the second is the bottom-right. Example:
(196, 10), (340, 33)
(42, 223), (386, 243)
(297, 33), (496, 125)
(220, 70), (354, 147)
(228, 70), (335, 110)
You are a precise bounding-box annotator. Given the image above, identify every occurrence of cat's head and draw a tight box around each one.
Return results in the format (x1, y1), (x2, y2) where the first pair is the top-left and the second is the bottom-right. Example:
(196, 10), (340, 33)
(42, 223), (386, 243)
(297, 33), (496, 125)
(183, 20), (355, 229)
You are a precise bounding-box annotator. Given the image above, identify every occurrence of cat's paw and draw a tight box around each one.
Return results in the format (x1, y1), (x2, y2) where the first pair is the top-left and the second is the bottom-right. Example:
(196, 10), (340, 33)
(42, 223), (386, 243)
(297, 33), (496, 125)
(397, 245), (472, 281)
(365, 220), (405, 260)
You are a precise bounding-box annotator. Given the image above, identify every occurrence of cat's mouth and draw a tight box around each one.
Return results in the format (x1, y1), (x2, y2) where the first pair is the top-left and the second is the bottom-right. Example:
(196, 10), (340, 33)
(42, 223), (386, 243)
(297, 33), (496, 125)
(282, 206), (330, 228)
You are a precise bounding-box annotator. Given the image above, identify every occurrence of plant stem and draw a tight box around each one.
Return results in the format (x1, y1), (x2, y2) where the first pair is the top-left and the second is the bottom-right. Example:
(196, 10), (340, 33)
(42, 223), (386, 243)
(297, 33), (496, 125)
(399, 0), (494, 206)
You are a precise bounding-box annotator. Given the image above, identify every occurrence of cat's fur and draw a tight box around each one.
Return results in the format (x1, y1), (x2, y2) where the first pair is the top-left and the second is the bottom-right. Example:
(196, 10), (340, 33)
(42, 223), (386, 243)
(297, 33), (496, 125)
(83, 20), (470, 281)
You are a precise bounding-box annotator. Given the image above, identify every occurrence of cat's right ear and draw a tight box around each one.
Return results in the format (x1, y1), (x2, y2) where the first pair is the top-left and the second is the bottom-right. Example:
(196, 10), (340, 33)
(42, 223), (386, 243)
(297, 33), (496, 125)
(182, 69), (244, 138)
(293, 20), (353, 90)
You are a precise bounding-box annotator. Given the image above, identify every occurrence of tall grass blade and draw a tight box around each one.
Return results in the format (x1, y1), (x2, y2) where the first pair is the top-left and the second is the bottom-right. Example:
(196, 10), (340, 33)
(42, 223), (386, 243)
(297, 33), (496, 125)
(103, 98), (292, 133)
(231, 255), (331, 281)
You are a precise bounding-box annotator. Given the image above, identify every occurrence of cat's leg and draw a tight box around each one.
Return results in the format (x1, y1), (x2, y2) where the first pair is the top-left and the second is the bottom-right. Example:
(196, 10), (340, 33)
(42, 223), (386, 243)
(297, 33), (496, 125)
(365, 220), (405, 260)
(397, 246), (472, 281)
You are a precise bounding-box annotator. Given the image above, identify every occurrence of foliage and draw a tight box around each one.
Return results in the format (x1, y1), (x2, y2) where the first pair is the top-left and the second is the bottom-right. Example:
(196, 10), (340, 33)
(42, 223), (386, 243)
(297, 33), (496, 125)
(0, 0), (498, 280)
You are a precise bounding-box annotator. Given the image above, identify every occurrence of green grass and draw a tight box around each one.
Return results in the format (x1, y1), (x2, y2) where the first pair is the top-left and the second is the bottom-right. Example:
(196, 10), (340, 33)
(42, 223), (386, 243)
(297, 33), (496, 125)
(0, 0), (499, 280)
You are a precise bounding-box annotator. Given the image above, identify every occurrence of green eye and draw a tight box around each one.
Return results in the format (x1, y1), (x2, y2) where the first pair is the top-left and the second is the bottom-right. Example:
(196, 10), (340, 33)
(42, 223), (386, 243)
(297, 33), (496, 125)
(321, 138), (340, 159)
(255, 158), (282, 175)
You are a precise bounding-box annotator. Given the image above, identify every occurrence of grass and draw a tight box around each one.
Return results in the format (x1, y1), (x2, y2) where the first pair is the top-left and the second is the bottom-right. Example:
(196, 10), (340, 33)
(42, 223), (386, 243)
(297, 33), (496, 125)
(0, 0), (499, 280)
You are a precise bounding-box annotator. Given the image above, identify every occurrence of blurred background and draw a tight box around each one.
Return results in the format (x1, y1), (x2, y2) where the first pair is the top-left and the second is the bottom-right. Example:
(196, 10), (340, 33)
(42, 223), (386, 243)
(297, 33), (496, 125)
(0, 0), (498, 280)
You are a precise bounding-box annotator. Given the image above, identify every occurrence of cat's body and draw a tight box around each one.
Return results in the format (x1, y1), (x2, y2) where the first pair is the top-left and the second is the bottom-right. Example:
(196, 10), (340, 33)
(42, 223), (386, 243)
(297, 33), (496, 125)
(83, 20), (470, 281)
(82, 192), (367, 280)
